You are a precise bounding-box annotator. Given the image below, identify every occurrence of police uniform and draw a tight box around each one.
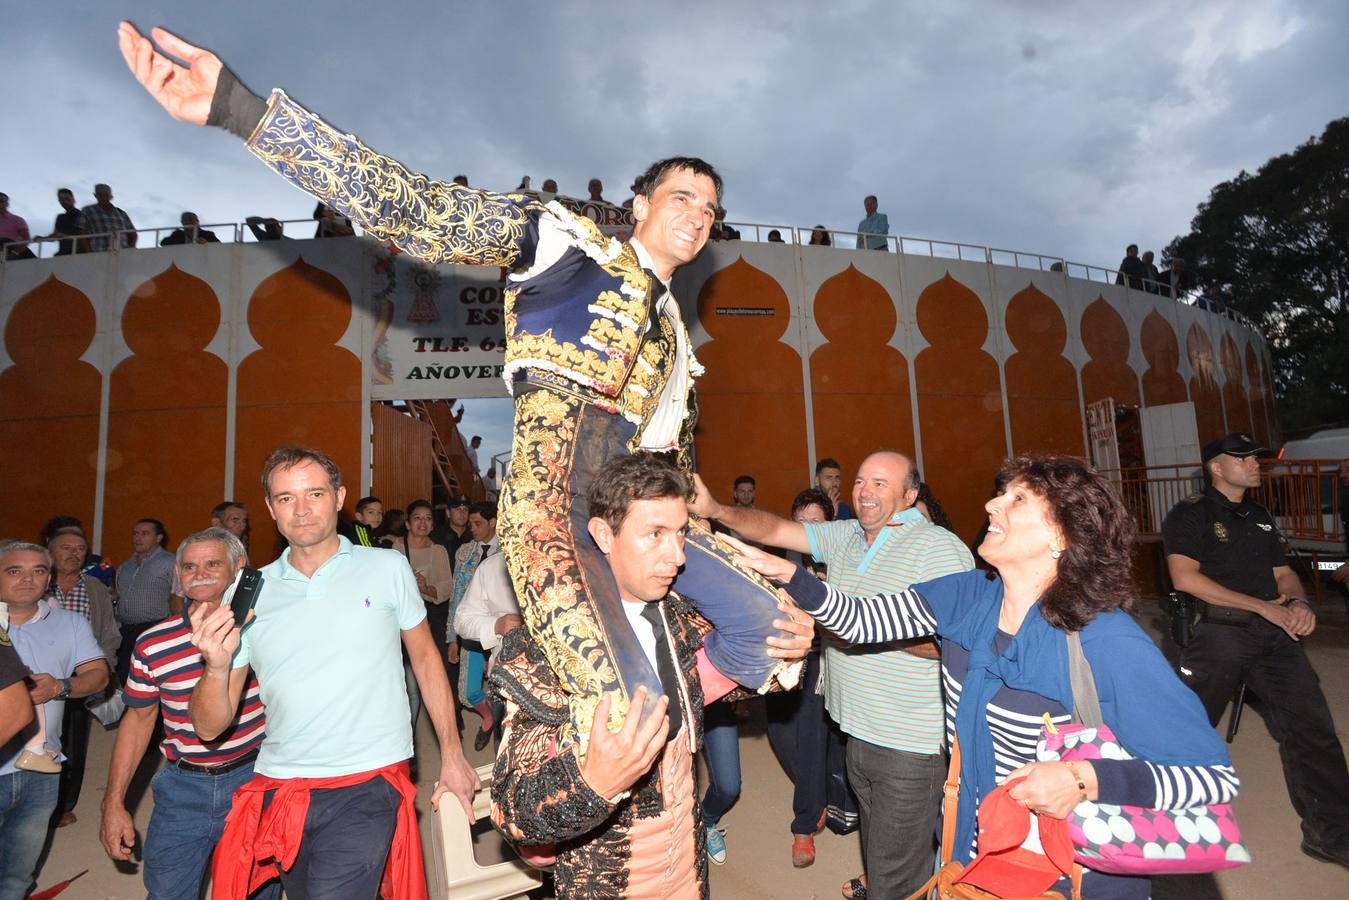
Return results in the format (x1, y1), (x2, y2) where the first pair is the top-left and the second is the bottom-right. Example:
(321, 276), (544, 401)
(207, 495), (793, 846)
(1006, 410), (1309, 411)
(1162, 484), (1349, 860)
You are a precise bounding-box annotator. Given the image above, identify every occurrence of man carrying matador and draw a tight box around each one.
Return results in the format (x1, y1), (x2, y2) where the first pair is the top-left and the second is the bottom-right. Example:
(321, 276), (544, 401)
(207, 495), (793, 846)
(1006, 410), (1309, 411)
(117, 24), (803, 758)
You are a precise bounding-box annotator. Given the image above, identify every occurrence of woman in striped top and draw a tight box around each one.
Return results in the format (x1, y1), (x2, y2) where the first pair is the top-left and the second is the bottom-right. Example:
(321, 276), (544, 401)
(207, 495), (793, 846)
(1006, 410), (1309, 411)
(733, 456), (1238, 899)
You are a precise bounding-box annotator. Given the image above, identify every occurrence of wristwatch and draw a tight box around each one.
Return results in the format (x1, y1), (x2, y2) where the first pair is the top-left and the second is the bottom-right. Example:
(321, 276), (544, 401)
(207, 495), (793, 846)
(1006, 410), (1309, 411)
(54, 678), (72, 701)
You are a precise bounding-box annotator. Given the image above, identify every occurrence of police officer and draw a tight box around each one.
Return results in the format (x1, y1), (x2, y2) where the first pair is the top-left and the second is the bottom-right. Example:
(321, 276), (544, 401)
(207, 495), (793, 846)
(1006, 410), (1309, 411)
(1162, 432), (1349, 869)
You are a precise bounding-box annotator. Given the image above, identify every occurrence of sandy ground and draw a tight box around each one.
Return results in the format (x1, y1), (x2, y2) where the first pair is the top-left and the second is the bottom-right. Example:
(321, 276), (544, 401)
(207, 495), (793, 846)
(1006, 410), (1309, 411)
(28, 592), (1349, 899)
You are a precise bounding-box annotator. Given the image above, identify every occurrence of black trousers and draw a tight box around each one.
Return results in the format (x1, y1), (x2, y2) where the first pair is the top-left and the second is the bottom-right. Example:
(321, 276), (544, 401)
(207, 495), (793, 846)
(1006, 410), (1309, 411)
(116, 621), (156, 685)
(263, 777), (399, 899)
(765, 650), (829, 835)
(1180, 617), (1349, 848)
(56, 702), (90, 817)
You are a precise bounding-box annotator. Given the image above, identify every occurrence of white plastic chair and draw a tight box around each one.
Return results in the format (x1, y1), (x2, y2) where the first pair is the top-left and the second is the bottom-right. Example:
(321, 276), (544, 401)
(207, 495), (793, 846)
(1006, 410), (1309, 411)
(438, 763), (544, 900)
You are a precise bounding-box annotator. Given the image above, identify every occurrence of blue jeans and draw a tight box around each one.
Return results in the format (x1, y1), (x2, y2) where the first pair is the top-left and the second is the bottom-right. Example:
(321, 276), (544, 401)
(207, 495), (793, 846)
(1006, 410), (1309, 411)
(0, 770), (59, 900)
(700, 701), (742, 827)
(144, 760), (280, 900)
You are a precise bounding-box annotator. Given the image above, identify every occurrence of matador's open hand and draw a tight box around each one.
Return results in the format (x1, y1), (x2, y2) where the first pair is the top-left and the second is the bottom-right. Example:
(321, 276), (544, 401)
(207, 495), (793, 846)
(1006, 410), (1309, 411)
(118, 21), (221, 125)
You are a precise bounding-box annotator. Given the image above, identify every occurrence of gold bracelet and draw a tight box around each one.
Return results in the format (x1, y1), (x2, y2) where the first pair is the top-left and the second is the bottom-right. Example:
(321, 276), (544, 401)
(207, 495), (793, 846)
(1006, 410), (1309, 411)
(1064, 761), (1088, 803)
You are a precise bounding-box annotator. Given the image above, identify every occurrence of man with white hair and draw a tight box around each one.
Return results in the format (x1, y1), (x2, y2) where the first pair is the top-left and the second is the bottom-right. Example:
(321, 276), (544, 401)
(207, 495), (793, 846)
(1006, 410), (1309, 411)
(101, 527), (276, 899)
(0, 542), (109, 900)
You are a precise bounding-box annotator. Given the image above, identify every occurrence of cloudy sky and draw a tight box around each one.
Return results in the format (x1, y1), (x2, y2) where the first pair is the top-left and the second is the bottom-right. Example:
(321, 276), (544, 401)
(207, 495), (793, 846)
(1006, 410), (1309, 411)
(6, 0), (1345, 267)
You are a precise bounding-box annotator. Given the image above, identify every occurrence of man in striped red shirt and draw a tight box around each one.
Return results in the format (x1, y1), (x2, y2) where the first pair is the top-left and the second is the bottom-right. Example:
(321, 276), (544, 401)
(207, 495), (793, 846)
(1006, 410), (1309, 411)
(100, 527), (278, 900)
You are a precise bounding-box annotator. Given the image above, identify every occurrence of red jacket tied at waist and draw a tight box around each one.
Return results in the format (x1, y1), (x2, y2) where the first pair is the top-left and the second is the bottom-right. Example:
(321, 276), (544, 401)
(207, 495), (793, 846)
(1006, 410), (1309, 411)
(210, 760), (426, 900)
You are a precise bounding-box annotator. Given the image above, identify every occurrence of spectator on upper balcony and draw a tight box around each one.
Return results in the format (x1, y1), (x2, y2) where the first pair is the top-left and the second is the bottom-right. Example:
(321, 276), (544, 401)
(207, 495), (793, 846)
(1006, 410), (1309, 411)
(622, 179), (639, 209)
(0, 193), (32, 244)
(49, 189), (87, 255)
(1141, 250), (1162, 293)
(0, 193), (36, 260)
(541, 179), (559, 195)
(809, 225), (832, 247)
(1159, 257), (1194, 299)
(161, 211), (221, 246)
(244, 216), (286, 241)
(82, 183), (137, 250)
(856, 195), (888, 251)
(312, 201), (354, 238)
(767, 230), (784, 243)
(1115, 243), (1147, 290)
(587, 178), (607, 204)
(452, 174), (469, 187)
(710, 207), (740, 242)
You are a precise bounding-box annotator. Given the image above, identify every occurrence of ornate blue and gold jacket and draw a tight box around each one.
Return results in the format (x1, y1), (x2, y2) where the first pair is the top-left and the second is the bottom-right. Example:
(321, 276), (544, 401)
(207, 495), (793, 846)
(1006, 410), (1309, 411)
(244, 90), (702, 463)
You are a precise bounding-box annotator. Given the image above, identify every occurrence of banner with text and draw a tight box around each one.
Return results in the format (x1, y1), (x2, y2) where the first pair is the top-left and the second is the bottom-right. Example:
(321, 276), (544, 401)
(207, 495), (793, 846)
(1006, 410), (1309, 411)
(368, 249), (511, 401)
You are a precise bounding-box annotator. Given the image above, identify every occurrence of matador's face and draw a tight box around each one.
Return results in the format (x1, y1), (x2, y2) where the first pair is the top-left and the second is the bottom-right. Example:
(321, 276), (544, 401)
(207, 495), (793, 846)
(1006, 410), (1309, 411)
(631, 168), (718, 278)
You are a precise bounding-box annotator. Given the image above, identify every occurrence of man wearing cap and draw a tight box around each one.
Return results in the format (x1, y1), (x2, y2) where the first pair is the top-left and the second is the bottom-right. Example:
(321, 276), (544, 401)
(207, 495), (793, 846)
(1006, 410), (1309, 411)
(1162, 432), (1349, 869)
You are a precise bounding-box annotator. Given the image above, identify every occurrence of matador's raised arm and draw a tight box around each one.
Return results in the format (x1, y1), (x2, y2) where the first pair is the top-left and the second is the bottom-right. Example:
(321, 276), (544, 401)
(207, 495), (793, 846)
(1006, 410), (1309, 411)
(119, 21), (543, 267)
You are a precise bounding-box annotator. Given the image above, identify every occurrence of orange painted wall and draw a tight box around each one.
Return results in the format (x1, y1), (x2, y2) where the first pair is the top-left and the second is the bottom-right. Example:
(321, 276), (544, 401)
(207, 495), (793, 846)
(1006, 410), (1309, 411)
(1079, 297), (1140, 406)
(1140, 312), (1188, 407)
(1003, 284), (1084, 456)
(914, 274), (1007, 543)
(1244, 343), (1271, 445)
(693, 258), (809, 517)
(105, 265), (227, 553)
(1219, 334), (1252, 436)
(0, 277), (101, 543)
(234, 259), (362, 563)
(1186, 323), (1225, 444)
(809, 264), (913, 491)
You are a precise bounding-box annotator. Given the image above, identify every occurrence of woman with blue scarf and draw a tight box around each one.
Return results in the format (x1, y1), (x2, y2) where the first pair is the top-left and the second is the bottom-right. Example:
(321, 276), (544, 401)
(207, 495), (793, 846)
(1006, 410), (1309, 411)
(733, 456), (1238, 899)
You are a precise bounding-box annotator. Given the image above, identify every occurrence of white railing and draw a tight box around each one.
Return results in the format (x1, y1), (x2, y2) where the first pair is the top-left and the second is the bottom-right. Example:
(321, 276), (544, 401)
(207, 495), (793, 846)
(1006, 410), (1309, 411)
(0, 215), (1259, 331)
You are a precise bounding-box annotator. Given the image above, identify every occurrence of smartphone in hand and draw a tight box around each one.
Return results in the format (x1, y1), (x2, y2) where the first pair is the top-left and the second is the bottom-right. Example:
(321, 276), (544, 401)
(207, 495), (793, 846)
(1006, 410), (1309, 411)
(220, 568), (264, 628)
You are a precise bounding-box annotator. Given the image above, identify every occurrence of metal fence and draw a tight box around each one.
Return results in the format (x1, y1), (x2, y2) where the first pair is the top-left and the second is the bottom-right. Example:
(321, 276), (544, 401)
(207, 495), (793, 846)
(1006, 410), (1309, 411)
(1102, 460), (1345, 549)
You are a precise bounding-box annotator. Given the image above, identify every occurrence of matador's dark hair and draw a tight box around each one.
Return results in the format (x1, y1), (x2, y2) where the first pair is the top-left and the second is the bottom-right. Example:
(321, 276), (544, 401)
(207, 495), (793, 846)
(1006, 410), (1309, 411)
(998, 455), (1137, 632)
(632, 157), (724, 205)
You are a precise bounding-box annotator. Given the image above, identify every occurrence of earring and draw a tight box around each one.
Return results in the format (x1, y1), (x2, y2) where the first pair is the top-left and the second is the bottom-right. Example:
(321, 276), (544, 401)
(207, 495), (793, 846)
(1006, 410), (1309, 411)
(1049, 548), (1062, 560)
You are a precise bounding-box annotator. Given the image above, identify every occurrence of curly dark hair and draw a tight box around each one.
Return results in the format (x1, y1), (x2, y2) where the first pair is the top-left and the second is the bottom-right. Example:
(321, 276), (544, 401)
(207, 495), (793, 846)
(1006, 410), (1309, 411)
(998, 455), (1137, 631)
(791, 488), (835, 521)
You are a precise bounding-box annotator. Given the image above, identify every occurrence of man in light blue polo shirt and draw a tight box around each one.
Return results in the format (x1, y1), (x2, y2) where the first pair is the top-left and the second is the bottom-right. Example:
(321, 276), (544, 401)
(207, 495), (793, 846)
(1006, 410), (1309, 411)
(693, 450), (972, 899)
(1, 542), (109, 900)
(188, 446), (480, 898)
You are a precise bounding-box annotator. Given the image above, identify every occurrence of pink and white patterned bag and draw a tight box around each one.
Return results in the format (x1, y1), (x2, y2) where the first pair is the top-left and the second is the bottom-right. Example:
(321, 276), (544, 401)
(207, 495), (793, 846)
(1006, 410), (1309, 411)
(1036, 633), (1252, 876)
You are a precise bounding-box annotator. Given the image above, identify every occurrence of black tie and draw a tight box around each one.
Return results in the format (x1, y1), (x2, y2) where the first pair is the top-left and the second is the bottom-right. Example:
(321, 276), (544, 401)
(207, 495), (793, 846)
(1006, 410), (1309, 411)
(479, 543), (491, 562)
(638, 602), (682, 739)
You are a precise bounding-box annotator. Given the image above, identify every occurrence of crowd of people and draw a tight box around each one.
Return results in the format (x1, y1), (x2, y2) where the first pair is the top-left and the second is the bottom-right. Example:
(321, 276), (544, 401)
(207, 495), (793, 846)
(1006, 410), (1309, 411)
(1114, 243), (1196, 299)
(4, 437), (1347, 899)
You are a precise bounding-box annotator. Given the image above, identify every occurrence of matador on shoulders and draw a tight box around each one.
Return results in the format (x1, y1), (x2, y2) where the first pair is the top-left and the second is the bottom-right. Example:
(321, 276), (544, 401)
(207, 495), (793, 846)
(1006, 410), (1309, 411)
(118, 22), (803, 752)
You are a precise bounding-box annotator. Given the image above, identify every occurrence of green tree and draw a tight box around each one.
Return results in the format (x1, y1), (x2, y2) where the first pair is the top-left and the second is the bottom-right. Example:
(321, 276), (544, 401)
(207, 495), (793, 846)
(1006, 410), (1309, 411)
(1165, 117), (1348, 435)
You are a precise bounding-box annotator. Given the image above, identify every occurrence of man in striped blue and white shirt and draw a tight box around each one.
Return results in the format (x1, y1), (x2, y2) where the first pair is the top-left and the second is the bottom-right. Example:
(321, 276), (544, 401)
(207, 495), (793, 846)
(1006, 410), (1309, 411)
(693, 450), (972, 898)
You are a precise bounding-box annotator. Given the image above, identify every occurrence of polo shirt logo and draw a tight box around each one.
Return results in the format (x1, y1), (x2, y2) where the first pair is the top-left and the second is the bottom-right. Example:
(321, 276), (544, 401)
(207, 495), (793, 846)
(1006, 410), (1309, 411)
(1255, 523), (1272, 532)
(1212, 522), (1230, 543)
(363, 598), (371, 607)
